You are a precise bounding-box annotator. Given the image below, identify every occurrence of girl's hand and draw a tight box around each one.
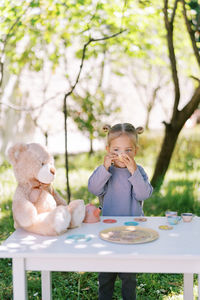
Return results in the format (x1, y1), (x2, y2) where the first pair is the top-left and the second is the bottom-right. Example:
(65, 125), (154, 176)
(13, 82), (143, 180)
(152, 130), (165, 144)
(120, 153), (137, 175)
(104, 153), (117, 171)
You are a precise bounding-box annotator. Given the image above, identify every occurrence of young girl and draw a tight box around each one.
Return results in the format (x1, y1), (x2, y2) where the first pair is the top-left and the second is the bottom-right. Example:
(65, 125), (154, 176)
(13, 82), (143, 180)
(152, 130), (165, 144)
(88, 123), (153, 300)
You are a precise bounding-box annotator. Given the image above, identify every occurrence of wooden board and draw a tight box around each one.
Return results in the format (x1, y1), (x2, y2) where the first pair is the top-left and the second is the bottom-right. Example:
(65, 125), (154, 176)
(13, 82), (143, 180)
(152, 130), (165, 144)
(99, 226), (159, 244)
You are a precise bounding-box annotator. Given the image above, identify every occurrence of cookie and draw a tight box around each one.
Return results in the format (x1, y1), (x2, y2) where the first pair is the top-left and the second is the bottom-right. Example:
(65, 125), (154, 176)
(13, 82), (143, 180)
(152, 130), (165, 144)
(118, 154), (123, 162)
(159, 225), (173, 230)
(103, 219), (117, 223)
(134, 217), (147, 222)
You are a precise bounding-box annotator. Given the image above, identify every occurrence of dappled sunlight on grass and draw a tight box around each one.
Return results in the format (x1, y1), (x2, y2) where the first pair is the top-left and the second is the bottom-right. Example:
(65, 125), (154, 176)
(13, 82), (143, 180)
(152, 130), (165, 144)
(0, 169), (16, 200)
(0, 202), (14, 242)
(162, 295), (183, 299)
(144, 177), (200, 216)
(70, 169), (92, 187)
(166, 169), (200, 181)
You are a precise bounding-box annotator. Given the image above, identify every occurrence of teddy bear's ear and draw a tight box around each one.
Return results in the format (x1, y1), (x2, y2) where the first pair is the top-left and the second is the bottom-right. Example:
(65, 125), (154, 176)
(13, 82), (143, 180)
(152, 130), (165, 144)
(7, 143), (28, 165)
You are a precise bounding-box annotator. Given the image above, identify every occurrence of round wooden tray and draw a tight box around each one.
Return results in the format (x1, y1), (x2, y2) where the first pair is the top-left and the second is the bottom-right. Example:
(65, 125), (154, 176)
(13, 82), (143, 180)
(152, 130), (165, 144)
(99, 226), (159, 244)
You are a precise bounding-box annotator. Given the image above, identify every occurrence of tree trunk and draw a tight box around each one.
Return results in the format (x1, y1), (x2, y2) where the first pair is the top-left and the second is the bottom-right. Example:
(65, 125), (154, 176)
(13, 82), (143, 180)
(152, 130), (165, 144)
(63, 95), (71, 203)
(89, 136), (94, 155)
(45, 132), (48, 147)
(145, 109), (150, 131)
(151, 0), (200, 189)
(151, 123), (181, 188)
(151, 84), (200, 189)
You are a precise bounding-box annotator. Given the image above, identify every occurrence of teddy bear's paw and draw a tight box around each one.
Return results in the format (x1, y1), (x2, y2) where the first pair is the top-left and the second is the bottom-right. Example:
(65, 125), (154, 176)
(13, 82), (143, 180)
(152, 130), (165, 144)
(68, 199), (86, 228)
(53, 206), (71, 234)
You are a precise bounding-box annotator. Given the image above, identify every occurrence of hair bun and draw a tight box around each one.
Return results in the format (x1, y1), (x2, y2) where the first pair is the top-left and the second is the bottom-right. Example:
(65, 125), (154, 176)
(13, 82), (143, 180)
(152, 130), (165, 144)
(102, 124), (111, 133)
(136, 126), (144, 134)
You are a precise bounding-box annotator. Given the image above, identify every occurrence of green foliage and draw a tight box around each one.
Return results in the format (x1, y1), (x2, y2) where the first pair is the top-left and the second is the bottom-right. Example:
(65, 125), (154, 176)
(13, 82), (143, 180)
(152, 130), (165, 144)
(3, 0), (191, 81)
(1, 0), (199, 159)
(70, 88), (120, 145)
(187, 0), (200, 45)
(1, 0), (129, 76)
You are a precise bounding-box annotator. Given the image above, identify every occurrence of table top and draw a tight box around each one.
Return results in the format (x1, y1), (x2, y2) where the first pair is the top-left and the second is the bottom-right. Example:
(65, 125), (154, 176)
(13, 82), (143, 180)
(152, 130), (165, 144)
(0, 216), (200, 260)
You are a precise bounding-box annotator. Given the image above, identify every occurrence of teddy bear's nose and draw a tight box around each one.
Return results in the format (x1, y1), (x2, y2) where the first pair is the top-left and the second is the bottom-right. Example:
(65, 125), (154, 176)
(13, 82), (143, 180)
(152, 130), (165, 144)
(50, 167), (55, 175)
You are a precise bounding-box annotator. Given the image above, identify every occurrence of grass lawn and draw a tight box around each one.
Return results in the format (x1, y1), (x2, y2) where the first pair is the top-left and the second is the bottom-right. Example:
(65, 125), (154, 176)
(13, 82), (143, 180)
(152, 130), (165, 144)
(0, 126), (200, 299)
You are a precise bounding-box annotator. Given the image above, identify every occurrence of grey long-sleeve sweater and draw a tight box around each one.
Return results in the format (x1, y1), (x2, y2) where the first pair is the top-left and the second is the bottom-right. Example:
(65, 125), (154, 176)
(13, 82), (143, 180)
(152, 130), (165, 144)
(88, 164), (153, 216)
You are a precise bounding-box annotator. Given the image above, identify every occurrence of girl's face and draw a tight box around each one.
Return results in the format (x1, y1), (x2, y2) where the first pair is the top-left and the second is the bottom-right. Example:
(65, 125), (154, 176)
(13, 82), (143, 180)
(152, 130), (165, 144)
(106, 134), (137, 168)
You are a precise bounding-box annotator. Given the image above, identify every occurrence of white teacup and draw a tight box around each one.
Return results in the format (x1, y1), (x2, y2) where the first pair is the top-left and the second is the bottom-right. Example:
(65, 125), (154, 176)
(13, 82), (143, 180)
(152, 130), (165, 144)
(165, 211), (177, 217)
(181, 213), (195, 223)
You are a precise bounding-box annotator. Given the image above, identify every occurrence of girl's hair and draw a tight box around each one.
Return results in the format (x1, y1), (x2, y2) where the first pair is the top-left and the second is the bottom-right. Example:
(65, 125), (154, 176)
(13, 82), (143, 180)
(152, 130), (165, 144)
(103, 123), (144, 146)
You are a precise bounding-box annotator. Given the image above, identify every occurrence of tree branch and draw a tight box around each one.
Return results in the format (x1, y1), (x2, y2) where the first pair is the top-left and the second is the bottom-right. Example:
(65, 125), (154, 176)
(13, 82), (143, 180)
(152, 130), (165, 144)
(64, 29), (126, 100)
(179, 83), (200, 124)
(171, 0), (180, 24)
(63, 29), (126, 202)
(164, 0), (171, 30)
(190, 75), (200, 83)
(163, 0), (180, 121)
(0, 92), (64, 111)
(0, 2), (32, 90)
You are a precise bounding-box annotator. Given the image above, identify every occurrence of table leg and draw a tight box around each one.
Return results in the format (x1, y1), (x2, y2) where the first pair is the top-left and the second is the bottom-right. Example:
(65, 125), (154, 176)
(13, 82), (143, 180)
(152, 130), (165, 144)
(12, 257), (27, 300)
(184, 273), (193, 300)
(41, 271), (52, 300)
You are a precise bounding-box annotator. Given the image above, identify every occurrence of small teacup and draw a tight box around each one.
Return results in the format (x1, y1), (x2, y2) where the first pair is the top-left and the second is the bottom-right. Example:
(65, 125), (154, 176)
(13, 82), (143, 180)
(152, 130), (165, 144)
(167, 216), (181, 225)
(165, 211), (177, 217)
(181, 213), (195, 223)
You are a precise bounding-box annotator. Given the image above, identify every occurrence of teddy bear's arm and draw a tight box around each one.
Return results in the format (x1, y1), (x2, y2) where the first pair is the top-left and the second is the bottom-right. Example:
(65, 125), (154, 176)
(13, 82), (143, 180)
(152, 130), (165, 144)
(13, 196), (38, 228)
(53, 190), (67, 206)
(29, 188), (41, 203)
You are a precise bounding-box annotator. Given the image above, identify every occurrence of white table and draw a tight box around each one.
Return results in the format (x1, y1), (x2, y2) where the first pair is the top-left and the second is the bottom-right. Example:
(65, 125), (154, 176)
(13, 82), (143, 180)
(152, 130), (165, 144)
(0, 216), (200, 300)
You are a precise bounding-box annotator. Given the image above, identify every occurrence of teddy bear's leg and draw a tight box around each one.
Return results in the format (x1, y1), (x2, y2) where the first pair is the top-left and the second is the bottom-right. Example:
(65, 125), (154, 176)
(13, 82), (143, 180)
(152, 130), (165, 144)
(52, 205), (71, 234)
(68, 199), (86, 228)
(25, 206), (71, 236)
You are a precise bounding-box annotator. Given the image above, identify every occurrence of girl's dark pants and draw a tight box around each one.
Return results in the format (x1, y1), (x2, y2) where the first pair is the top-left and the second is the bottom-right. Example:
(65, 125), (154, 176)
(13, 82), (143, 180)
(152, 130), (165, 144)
(98, 272), (136, 300)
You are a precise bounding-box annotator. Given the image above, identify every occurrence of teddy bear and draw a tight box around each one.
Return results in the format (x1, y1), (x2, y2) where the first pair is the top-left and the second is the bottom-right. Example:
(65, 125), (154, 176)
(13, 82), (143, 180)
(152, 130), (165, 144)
(7, 142), (86, 236)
